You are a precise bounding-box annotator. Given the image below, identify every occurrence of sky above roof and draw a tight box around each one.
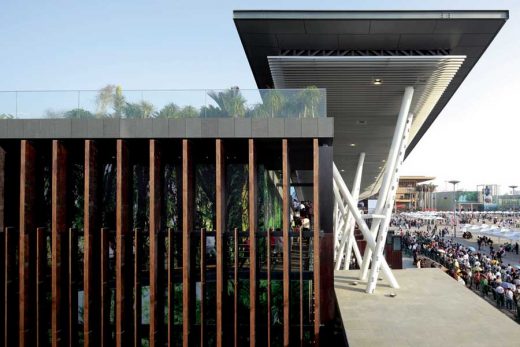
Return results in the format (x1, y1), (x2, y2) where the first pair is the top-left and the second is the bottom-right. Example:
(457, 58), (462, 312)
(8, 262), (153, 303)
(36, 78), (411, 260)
(1, 0), (518, 193)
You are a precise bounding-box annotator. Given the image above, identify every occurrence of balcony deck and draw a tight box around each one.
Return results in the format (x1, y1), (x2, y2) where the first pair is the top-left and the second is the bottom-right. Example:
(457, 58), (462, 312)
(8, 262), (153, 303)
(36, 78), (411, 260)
(335, 268), (520, 347)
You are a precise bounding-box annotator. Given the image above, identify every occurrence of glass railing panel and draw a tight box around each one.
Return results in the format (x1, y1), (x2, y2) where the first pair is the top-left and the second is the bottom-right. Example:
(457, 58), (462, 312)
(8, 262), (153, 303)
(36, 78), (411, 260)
(0, 88), (326, 119)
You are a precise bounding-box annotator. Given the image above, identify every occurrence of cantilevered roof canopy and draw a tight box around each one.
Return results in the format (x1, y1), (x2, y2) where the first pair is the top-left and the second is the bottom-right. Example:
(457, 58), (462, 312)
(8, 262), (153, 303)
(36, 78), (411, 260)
(234, 10), (508, 198)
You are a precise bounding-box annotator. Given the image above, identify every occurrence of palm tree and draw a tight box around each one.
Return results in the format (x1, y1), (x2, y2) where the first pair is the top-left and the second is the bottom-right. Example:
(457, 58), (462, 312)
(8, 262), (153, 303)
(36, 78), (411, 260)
(298, 86), (323, 118)
(156, 103), (180, 118)
(207, 87), (246, 118)
(96, 85), (117, 117)
(123, 101), (155, 119)
(64, 108), (95, 119)
(261, 89), (285, 118)
(113, 86), (125, 118)
(177, 105), (199, 118)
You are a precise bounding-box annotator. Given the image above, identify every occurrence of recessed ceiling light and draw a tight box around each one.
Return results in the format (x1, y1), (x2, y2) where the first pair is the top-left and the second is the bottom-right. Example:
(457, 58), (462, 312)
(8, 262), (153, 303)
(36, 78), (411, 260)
(349, 143), (356, 147)
(378, 166), (382, 169)
(373, 78), (383, 85)
(374, 176), (378, 179)
(382, 159), (386, 162)
(356, 120), (367, 125)
(341, 169), (345, 172)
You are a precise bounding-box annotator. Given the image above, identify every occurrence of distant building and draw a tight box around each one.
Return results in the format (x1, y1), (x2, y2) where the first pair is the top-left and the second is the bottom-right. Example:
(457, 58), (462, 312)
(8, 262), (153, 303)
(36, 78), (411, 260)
(434, 187), (520, 212)
(434, 190), (481, 211)
(395, 176), (435, 211)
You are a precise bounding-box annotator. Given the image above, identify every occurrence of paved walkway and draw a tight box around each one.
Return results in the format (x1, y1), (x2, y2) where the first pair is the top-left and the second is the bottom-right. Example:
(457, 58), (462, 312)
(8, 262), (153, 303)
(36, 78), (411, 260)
(335, 268), (520, 347)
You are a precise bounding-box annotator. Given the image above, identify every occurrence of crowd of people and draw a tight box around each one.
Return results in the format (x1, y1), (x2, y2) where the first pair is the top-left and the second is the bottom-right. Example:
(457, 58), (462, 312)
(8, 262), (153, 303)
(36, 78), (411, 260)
(402, 228), (520, 319)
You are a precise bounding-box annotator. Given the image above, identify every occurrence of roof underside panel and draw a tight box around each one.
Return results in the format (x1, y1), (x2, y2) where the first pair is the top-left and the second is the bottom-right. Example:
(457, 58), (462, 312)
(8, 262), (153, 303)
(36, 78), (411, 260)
(268, 56), (464, 198)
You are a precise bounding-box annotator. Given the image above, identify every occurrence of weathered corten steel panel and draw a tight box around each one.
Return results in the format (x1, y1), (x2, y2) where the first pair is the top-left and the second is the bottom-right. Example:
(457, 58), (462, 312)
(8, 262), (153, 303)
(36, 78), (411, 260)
(282, 139), (290, 347)
(100, 228), (111, 347)
(182, 139), (194, 347)
(68, 228), (78, 346)
(200, 228), (207, 347)
(20, 140), (37, 347)
(116, 140), (132, 347)
(248, 139), (258, 347)
(134, 228), (143, 347)
(313, 139), (321, 344)
(215, 139), (226, 347)
(51, 140), (68, 347)
(149, 139), (164, 346)
(4, 227), (18, 347)
(84, 140), (101, 346)
(36, 227), (47, 347)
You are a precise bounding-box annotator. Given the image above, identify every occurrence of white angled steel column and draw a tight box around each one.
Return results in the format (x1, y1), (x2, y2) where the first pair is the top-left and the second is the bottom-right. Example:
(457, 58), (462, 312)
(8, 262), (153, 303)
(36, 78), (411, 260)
(359, 86), (415, 281)
(335, 152), (365, 270)
(366, 111), (414, 293)
(333, 164), (399, 288)
(333, 197), (339, 259)
(333, 184), (363, 269)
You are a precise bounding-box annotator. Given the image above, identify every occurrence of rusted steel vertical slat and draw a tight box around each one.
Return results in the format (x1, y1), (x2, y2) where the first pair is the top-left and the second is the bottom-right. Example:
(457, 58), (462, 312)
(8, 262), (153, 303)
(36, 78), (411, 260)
(0, 146), (5, 232)
(215, 139), (225, 347)
(20, 140), (37, 347)
(233, 228), (238, 347)
(149, 139), (164, 346)
(0, 228), (4, 346)
(248, 139), (257, 347)
(313, 139), (321, 344)
(299, 232), (303, 345)
(116, 139), (132, 347)
(282, 139), (290, 347)
(51, 140), (69, 347)
(182, 139), (194, 347)
(68, 228), (78, 346)
(167, 228), (174, 347)
(266, 228), (272, 347)
(200, 228), (206, 347)
(4, 227), (18, 347)
(36, 228), (47, 347)
(0, 147), (4, 346)
(84, 140), (100, 346)
(100, 228), (111, 347)
(134, 228), (142, 347)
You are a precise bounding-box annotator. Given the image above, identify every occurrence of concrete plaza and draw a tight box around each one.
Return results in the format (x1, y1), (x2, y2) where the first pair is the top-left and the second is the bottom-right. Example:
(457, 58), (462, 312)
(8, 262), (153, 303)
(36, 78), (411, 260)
(335, 268), (520, 347)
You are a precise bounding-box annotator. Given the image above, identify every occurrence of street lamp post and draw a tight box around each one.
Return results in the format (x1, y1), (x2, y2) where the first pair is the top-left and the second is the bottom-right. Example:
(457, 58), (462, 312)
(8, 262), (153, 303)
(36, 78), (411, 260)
(509, 185), (517, 212)
(448, 180), (460, 238)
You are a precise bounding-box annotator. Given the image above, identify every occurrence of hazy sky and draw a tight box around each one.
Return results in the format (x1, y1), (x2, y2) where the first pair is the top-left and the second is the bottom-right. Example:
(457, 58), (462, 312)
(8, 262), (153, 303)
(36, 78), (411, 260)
(1, 0), (519, 193)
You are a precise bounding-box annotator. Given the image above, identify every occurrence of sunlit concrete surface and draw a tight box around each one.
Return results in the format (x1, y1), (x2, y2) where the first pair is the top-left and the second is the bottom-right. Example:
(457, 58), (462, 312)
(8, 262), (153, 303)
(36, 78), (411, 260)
(335, 268), (520, 347)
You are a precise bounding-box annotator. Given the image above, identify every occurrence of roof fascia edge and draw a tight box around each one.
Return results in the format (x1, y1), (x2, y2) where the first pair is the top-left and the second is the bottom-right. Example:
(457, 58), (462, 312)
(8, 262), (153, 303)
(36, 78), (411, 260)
(233, 10), (509, 20)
